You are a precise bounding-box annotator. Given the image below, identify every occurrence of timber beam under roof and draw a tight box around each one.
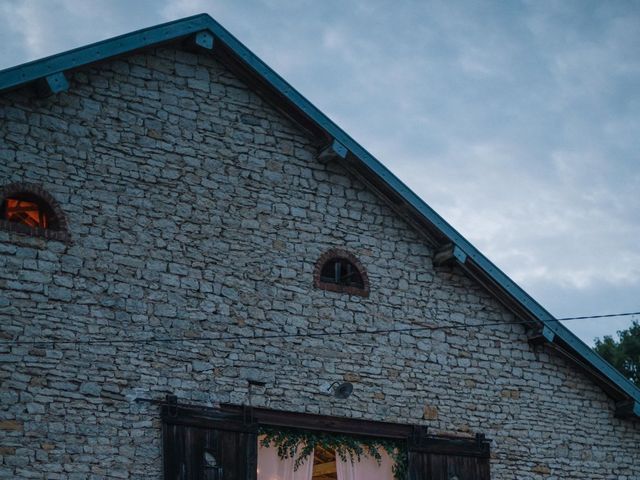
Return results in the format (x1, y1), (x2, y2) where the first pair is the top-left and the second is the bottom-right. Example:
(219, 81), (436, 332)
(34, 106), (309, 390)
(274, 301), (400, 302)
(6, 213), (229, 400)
(528, 325), (556, 346)
(36, 72), (69, 97)
(189, 30), (215, 51)
(615, 400), (640, 419)
(434, 243), (468, 266)
(317, 139), (348, 163)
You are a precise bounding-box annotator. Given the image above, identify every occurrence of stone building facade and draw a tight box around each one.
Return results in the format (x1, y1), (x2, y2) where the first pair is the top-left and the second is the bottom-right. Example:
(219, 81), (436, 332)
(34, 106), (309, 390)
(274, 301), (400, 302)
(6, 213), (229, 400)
(0, 14), (639, 480)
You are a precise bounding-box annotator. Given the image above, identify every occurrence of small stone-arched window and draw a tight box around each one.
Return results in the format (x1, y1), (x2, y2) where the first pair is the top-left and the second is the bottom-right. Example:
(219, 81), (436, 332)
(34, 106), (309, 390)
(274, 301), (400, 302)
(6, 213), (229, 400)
(314, 249), (369, 297)
(0, 182), (70, 242)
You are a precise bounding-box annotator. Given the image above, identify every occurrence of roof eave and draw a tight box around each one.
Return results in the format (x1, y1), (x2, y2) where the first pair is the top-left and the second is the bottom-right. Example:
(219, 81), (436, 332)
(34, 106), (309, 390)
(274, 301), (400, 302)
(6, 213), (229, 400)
(0, 14), (212, 94)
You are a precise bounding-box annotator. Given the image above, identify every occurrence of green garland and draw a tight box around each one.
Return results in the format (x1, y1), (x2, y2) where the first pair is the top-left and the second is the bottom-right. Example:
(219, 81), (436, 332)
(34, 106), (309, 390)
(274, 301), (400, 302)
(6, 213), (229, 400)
(259, 426), (408, 480)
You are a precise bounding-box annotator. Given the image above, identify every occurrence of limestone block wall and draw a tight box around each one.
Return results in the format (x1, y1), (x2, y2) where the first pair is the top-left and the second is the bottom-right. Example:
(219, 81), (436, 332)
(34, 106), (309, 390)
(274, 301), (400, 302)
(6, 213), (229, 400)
(0, 46), (638, 479)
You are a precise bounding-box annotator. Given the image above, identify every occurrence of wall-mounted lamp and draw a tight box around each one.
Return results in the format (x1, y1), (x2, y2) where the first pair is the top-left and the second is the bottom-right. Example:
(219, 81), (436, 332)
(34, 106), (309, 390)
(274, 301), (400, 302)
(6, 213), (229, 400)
(328, 381), (353, 399)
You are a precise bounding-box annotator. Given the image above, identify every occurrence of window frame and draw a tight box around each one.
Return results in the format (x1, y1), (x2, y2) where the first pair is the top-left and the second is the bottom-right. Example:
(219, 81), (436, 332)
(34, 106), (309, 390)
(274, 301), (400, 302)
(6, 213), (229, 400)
(0, 182), (70, 242)
(313, 249), (370, 297)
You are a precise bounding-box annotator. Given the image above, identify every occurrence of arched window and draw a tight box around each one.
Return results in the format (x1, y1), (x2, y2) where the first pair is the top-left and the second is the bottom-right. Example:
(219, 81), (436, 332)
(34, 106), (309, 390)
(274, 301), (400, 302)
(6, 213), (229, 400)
(314, 249), (369, 297)
(0, 183), (70, 242)
(320, 257), (365, 289)
(3, 194), (56, 229)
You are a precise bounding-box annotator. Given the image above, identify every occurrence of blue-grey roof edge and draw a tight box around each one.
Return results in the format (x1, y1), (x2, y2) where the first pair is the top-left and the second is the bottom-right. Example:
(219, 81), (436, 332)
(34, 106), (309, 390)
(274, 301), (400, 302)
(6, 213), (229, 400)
(1, 14), (638, 410)
(0, 14), (211, 91)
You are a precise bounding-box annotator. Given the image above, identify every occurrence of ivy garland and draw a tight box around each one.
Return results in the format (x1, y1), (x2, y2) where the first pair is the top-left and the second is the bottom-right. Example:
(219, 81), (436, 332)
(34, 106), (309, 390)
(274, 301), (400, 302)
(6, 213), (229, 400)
(259, 426), (408, 480)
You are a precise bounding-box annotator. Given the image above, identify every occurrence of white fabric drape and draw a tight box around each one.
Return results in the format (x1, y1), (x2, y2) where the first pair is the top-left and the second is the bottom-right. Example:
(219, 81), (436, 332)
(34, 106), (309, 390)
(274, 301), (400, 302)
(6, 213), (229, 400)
(257, 438), (314, 480)
(335, 448), (395, 480)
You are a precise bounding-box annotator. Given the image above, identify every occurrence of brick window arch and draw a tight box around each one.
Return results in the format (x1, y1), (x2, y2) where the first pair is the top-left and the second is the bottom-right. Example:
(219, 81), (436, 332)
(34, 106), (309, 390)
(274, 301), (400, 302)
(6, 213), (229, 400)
(313, 249), (370, 297)
(0, 182), (70, 242)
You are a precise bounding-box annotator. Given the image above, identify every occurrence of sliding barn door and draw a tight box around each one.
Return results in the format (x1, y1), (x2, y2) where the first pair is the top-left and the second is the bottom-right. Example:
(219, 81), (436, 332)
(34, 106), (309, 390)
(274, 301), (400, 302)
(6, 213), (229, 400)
(409, 452), (490, 480)
(163, 407), (257, 480)
(408, 430), (490, 480)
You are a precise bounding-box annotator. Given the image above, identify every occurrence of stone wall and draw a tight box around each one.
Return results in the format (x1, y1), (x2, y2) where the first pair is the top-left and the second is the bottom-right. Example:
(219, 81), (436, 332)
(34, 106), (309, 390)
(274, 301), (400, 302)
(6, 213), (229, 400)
(0, 45), (638, 479)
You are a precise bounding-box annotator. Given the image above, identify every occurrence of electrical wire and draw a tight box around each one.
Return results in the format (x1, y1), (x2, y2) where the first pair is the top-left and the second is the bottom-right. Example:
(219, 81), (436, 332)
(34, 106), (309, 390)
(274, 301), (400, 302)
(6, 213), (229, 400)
(0, 310), (637, 348)
(557, 312), (639, 321)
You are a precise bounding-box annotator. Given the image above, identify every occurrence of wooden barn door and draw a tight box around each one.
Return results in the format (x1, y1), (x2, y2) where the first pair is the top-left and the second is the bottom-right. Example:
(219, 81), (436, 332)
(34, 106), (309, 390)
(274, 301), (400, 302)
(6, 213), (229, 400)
(162, 406), (257, 480)
(408, 429), (490, 480)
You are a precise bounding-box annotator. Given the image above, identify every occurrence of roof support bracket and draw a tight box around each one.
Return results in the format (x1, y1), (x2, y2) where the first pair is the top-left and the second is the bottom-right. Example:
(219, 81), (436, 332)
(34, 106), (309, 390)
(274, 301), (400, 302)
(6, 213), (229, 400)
(36, 72), (69, 97)
(528, 325), (556, 346)
(615, 400), (640, 419)
(318, 139), (348, 163)
(186, 30), (215, 51)
(434, 243), (467, 266)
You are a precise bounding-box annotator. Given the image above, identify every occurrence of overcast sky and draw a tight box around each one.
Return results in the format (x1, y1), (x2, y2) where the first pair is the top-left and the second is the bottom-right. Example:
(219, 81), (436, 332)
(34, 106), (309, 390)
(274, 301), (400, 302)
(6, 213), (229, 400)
(1, 0), (638, 346)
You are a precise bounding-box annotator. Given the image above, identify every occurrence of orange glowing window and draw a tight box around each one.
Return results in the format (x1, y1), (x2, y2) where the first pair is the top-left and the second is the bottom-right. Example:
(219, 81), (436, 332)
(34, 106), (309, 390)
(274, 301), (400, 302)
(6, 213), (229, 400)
(2, 195), (53, 229)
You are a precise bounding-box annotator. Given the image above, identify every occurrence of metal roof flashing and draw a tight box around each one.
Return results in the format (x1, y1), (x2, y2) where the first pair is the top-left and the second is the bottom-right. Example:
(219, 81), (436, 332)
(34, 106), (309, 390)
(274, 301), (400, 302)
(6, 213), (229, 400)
(0, 13), (638, 417)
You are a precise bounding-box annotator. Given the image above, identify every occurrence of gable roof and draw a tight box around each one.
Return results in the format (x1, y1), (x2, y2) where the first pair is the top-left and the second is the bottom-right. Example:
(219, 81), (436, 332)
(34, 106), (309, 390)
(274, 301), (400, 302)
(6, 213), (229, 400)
(1, 13), (638, 419)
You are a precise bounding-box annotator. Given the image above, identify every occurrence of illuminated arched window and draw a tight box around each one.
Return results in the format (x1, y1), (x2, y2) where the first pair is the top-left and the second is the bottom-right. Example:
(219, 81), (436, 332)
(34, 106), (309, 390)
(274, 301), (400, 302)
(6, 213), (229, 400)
(2, 194), (56, 229)
(1, 183), (69, 241)
(314, 249), (369, 297)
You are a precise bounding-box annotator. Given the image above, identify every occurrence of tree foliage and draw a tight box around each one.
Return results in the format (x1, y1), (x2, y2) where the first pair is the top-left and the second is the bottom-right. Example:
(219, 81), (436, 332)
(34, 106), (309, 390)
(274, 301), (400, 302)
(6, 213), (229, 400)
(594, 321), (640, 387)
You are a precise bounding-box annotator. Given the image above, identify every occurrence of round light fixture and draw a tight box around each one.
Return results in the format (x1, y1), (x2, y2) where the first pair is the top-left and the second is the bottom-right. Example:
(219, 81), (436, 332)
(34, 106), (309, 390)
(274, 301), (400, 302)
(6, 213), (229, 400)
(328, 381), (353, 399)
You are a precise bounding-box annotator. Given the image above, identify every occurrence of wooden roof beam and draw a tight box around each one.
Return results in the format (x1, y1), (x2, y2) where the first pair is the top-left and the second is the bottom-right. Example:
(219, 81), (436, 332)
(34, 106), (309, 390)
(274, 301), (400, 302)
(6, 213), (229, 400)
(528, 325), (556, 346)
(313, 461), (337, 476)
(434, 243), (468, 267)
(184, 30), (214, 51)
(36, 72), (68, 97)
(615, 400), (640, 419)
(318, 139), (348, 163)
